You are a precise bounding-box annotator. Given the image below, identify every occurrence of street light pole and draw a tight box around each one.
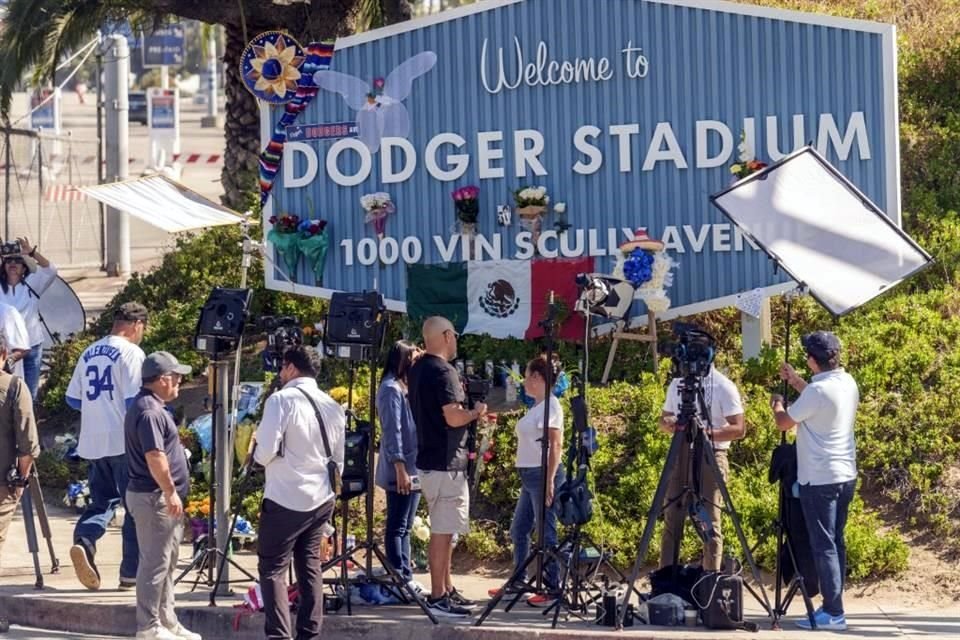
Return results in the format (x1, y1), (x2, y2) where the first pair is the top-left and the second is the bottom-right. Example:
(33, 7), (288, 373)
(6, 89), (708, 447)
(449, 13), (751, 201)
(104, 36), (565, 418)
(104, 34), (130, 277)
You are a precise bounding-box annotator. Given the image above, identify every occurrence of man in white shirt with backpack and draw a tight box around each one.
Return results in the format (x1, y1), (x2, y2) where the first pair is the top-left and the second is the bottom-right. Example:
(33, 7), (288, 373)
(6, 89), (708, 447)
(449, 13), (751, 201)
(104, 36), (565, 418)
(65, 302), (148, 591)
(254, 345), (345, 640)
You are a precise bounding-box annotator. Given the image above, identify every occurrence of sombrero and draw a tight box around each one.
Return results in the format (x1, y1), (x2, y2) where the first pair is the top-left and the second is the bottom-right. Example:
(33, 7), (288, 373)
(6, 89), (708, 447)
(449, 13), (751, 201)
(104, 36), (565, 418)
(240, 31), (306, 104)
(619, 228), (664, 252)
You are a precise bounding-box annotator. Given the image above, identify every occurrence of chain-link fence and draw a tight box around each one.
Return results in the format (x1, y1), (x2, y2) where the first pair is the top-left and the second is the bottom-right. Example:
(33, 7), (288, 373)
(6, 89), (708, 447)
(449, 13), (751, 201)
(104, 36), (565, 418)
(0, 127), (105, 267)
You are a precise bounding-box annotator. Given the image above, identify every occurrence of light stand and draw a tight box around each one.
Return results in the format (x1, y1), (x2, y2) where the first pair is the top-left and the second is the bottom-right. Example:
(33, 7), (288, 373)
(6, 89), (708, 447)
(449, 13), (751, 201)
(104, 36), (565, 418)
(475, 292), (566, 626)
(771, 287), (818, 630)
(174, 340), (257, 602)
(320, 337), (437, 624)
(543, 308), (642, 628)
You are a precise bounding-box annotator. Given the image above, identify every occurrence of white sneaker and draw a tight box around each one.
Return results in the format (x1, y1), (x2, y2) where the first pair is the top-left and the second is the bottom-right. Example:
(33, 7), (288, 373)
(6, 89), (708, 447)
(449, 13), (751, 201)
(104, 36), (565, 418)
(166, 622), (202, 640)
(136, 626), (179, 640)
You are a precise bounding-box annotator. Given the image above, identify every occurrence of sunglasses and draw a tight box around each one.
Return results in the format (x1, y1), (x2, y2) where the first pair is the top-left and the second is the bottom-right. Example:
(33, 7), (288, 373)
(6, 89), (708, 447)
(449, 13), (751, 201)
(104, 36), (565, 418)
(444, 329), (460, 339)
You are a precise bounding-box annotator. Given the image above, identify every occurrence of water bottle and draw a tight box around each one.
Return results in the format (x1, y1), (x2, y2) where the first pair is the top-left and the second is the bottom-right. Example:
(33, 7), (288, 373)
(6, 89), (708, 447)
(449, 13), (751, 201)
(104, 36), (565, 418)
(346, 534), (356, 550)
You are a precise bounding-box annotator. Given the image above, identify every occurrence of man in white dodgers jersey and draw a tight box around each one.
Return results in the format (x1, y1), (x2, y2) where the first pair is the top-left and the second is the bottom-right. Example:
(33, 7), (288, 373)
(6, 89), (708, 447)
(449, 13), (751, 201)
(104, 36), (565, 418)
(65, 302), (149, 591)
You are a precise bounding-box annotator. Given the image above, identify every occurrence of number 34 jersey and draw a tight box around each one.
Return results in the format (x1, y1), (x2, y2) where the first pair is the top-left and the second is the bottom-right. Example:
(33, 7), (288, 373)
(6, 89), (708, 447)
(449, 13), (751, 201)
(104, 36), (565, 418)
(66, 335), (146, 460)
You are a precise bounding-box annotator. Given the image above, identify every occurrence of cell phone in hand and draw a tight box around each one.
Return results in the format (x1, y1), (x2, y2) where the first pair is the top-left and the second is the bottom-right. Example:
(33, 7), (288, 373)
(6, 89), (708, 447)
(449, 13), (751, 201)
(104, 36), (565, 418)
(409, 474), (421, 491)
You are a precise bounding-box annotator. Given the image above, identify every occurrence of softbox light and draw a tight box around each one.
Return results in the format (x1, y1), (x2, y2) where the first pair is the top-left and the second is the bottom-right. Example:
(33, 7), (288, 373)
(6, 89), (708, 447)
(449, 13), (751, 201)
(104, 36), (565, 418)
(710, 147), (932, 317)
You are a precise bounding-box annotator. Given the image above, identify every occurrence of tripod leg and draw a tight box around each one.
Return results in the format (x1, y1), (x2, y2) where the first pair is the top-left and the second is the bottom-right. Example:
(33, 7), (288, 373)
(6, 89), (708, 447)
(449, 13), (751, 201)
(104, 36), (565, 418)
(700, 436), (773, 618)
(29, 480), (60, 573)
(19, 487), (43, 589)
(618, 428), (686, 629)
(368, 543), (438, 624)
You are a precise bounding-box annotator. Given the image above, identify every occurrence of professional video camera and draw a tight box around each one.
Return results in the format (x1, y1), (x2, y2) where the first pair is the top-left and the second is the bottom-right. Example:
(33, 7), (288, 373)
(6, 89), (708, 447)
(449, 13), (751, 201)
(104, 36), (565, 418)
(665, 322), (716, 380)
(261, 315), (304, 372)
(464, 375), (491, 404)
(0, 240), (21, 257)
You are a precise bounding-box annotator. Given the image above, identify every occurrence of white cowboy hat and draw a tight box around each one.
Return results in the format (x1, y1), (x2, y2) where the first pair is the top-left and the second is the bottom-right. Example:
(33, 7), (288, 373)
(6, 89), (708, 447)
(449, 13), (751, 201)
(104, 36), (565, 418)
(4, 253), (38, 274)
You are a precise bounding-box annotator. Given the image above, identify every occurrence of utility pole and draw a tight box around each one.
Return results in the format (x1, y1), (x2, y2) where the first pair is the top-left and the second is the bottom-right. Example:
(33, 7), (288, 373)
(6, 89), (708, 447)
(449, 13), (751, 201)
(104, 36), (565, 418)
(201, 26), (223, 128)
(104, 34), (130, 277)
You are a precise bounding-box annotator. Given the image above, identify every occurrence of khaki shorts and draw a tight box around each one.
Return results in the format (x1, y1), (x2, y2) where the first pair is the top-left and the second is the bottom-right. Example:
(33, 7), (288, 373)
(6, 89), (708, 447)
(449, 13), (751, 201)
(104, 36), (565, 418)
(420, 470), (470, 535)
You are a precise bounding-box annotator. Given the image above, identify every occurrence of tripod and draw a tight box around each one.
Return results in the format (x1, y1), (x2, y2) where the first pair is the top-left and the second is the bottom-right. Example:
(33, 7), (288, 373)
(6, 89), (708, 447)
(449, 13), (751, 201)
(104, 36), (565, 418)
(18, 470), (60, 589)
(475, 293), (566, 626)
(320, 349), (438, 624)
(619, 365), (773, 629)
(771, 289), (818, 630)
(542, 315), (643, 627)
(174, 349), (257, 600)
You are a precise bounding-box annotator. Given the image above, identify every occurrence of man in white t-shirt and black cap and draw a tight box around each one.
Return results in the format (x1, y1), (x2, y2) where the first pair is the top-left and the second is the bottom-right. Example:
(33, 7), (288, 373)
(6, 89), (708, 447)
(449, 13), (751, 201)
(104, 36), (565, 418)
(66, 302), (148, 591)
(772, 331), (858, 632)
(658, 362), (745, 572)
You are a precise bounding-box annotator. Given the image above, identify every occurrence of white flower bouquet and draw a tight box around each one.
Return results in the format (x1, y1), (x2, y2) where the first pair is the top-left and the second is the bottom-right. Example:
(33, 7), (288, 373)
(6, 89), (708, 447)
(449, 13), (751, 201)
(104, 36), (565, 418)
(360, 192), (396, 239)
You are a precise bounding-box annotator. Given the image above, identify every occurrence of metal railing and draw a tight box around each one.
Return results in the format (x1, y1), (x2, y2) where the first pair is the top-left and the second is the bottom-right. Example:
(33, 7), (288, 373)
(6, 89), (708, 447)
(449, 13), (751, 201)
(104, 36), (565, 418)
(1, 127), (104, 268)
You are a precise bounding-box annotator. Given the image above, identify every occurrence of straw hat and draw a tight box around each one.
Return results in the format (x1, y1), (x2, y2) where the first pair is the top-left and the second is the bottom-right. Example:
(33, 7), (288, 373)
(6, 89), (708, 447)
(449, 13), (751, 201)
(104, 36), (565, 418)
(619, 228), (664, 252)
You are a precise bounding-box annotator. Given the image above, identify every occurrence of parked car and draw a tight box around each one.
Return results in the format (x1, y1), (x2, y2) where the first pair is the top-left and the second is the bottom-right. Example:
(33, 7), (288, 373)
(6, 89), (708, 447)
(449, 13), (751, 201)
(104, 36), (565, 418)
(128, 91), (148, 125)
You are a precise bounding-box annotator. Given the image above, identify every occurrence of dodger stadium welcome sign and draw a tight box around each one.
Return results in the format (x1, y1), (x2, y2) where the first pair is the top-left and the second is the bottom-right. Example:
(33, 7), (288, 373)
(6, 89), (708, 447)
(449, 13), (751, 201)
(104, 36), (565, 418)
(263, 0), (899, 315)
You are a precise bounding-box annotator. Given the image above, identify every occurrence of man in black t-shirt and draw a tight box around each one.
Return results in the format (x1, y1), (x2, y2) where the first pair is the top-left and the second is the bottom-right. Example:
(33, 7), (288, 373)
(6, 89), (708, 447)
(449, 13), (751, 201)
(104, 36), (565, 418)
(408, 316), (487, 618)
(124, 351), (199, 640)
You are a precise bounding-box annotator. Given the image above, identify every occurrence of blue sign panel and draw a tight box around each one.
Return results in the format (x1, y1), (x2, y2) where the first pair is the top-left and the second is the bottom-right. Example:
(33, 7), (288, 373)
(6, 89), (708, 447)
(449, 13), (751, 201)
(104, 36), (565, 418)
(143, 24), (185, 67)
(150, 97), (175, 128)
(30, 98), (55, 130)
(287, 122), (359, 143)
(265, 0), (899, 316)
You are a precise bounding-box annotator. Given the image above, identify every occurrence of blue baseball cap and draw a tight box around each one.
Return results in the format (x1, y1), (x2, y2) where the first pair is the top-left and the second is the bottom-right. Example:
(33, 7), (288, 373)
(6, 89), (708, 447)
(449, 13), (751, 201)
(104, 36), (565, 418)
(801, 331), (841, 359)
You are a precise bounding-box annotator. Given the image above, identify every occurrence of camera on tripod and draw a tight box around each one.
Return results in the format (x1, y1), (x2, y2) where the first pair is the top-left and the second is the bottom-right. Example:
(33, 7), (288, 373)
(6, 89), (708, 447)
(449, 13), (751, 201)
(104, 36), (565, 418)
(261, 315), (304, 372)
(665, 323), (716, 379)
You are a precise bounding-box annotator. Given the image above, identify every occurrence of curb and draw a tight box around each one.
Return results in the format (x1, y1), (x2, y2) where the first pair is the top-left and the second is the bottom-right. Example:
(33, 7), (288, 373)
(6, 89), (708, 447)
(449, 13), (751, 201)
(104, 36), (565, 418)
(0, 592), (670, 640)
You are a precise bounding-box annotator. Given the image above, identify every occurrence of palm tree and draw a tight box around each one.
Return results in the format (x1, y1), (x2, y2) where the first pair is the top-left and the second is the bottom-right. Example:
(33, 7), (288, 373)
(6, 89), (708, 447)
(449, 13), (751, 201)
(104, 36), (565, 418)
(0, 0), (412, 209)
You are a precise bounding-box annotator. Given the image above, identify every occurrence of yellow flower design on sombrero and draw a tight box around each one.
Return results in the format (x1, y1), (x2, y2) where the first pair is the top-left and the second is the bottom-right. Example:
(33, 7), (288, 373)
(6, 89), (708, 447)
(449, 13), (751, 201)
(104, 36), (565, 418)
(246, 36), (305, 99)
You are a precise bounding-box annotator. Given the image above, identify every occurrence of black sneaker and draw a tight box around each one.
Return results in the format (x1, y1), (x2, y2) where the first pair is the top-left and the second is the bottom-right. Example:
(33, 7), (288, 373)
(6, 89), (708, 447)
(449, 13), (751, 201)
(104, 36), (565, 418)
(69, 539), (101, 591)
(448, 587), (477, 610)
(119, 576), (136, 591)
(426, 595), (471, 618)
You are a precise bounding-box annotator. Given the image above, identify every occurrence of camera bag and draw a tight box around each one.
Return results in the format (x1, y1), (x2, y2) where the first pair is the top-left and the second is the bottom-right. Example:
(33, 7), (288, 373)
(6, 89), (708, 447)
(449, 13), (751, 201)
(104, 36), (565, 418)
(556, 476), (594, 526)
(694, 572), (754, 631)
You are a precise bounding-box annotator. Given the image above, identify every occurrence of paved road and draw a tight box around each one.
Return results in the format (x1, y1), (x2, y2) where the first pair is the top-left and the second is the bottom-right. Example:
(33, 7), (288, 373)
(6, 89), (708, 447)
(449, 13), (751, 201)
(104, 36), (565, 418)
(2, 627), (124, 639)
(5, 90), (228, 269)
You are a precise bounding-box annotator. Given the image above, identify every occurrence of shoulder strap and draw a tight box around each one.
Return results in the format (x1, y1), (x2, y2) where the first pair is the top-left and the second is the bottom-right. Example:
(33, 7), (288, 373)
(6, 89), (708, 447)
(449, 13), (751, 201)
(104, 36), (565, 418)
(295, 387), (333, 458)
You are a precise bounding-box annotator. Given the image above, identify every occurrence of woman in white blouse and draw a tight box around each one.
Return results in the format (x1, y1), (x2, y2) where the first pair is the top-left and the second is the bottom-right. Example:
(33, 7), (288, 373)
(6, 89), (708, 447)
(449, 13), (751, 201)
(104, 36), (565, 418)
(0, 237), (58, 396)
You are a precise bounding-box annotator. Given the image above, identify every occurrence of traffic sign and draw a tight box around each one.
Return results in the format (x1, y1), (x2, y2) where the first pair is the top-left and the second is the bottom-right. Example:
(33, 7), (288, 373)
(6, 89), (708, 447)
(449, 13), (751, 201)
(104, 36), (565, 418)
(142, 24), (185, 67)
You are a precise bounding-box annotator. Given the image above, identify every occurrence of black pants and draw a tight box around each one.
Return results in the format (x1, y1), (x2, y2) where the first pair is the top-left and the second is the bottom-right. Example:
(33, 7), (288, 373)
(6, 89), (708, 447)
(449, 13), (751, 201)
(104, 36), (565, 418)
(258, 497), (335, 640)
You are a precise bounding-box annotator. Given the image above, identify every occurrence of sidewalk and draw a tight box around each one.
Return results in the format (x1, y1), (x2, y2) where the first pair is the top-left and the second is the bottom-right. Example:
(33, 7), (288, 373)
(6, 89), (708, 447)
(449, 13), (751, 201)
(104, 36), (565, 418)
(1, 504), (955, 639)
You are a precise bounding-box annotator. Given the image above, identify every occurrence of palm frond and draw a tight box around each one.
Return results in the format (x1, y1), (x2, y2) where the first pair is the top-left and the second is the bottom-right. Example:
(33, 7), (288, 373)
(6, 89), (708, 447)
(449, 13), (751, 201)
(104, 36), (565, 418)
(355, 0), (385, 32)
(0, 0), (151, 121)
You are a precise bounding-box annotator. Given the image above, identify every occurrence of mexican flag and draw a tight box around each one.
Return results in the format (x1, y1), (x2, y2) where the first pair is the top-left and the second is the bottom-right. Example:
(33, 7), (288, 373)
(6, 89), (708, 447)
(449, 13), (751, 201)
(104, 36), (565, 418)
(406, 257), (594, 340)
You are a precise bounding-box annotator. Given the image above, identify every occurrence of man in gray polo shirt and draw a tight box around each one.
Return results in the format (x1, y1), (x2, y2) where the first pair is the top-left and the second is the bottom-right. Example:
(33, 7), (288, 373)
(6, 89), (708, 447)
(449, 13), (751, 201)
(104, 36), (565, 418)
(125, 351), (200, 640)
(772, 331), (859, 632)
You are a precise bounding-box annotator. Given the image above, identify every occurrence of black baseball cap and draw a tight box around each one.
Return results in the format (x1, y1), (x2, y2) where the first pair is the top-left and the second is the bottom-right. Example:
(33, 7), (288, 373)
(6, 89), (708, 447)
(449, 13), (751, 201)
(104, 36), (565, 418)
(114, 302), (149, 323)
(802, 331), (841, 359)
(142, 351), (192, 380)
